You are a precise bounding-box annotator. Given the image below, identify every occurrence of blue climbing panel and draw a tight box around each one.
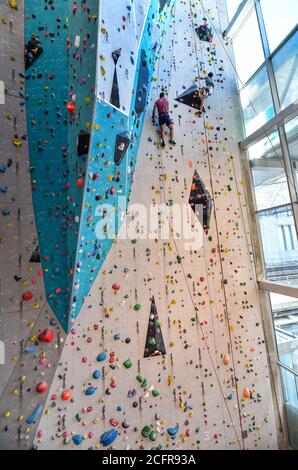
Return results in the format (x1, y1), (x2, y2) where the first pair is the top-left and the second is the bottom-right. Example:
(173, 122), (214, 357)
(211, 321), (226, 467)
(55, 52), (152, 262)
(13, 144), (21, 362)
(25, 0), (174, 331)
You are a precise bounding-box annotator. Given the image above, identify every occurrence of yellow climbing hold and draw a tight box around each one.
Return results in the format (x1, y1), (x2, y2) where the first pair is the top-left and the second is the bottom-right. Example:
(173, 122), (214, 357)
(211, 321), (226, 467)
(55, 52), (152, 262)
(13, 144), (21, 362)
(9, 0), (18, 9)
(12, 138), (22, 147)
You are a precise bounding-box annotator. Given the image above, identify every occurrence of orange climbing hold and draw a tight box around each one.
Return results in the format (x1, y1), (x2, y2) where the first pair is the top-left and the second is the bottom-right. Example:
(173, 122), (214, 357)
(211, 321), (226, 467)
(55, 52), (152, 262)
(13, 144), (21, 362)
(223, 355), (230, 366)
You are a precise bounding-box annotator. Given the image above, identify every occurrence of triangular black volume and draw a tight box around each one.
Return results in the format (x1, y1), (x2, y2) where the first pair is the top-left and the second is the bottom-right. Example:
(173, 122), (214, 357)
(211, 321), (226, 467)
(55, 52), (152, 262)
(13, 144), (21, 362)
(144, 297), (166, 358)
(112, 48), (121, 65)
(134, 49), (150, 116)
(111, 69), (120, 108)
(25, 37), (43, 71)
(77, 131), (91, 156)
(159, 0), (170, 13)
(195, 25), (213, 43)
(110, 49), (121, 108)
(189, 170), (213, 232)
(29, 246), (41, 263)
(114, 132), (131, 166)
(175, 85), (202, 110)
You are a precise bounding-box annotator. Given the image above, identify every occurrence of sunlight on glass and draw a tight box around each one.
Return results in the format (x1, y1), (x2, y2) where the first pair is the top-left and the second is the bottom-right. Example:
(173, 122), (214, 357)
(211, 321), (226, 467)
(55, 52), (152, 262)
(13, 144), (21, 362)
(232, 8), (265, 85)
(261, 0), (298, 52)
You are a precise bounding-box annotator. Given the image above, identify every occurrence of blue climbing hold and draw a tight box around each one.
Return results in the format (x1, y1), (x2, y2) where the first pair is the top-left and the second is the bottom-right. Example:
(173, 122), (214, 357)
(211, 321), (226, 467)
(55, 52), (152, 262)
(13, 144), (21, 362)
(167, 424), (179, 439)
(96, 352), (107, 362)
(85, 386), (96, 396)
(93, 370), (101, 379)
(100, 429), (119, 447)
(72, 434), (83, 445)
(26, 404), (43, 424)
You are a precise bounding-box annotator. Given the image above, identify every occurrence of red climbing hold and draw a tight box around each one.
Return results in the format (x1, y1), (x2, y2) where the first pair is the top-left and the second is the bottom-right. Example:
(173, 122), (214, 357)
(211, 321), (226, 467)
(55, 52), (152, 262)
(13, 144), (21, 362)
(112, 283), (120, 291)
(38, 328), (55, 343)
(22, 291), (33, 301)
(66, 102), (76, 114)
(36, 382), (48, 394)
(61, 389), (72, 401)
(77, 177), (84, 188)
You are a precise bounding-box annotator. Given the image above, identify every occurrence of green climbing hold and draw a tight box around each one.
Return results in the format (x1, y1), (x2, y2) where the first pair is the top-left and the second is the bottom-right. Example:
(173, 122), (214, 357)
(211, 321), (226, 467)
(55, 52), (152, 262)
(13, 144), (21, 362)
(149, 337), (156, 347)
(152, 389), (159, 397)
(142, 425), (152, 438)
(141, 378), (149, 388)
(134, 304), (141, 311)
(123, 359), (132, 369)
(136, 375), (144, 383)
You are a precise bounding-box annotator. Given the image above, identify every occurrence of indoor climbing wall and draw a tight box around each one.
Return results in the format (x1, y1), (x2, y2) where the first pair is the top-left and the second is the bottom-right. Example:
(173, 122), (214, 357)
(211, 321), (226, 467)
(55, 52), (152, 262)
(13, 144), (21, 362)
(23, 0), (174, 332)
(0, 0), (65, 450)
(24, 0), (100, 332)
(32, 0), (281, 451)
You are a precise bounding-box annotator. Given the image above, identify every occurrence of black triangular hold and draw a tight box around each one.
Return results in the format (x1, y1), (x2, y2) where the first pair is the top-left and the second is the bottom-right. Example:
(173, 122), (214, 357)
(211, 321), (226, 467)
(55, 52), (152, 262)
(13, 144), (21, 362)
(111, 49), (122, 108)
(159, 0), (170, 13)
(112, 48), (121, 65)
(144, 297), (166, 358)
(195, 24), (213, 43)
(114, 132), (131, 166)
(134, 49), (150, 116)
(29, 246), (41, 263)
(77, 130), (91, 156)
(175, 84), (202, 110)
(189, 170), (213, 232)
(25, 37), (43, 70)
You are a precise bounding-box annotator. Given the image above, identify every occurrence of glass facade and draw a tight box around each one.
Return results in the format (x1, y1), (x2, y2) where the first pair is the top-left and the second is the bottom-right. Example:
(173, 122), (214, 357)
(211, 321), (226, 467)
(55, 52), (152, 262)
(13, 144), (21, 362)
(273, 31), (298, 110)
(260, 0), (298, 52)
(240, 65), (274, 136)
(225, 0), (298, 449)
(232, 8), (264, 85)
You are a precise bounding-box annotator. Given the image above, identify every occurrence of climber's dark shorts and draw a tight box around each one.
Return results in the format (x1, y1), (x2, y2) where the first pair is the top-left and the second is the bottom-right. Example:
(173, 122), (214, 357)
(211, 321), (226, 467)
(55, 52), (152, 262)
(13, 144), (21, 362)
(159, 113), (173, 127)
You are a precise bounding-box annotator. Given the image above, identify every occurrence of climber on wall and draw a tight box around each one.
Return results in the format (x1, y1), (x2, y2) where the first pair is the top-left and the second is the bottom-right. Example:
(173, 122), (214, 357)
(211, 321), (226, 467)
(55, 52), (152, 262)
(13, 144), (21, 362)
(195, 72), (215, 116)
(152, 92), (176, 148)
(25, 34), (43, 70)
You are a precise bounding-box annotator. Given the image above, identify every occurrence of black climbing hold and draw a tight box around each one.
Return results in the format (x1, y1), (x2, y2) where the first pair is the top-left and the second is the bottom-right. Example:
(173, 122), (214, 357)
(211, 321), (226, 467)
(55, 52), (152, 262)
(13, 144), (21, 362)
(110, 49), (121, 109)
(175, 85), (202, 110)
(114, 132), (131, 166)
(195, 23), (213, 43)
(29, 246), (41, 263)
(134, 50), (150, 116)
(144, 297), (166, 358)
(189, 171), (213, 232)
(159, 0), (170, 13)
(77, 130), (91, 157)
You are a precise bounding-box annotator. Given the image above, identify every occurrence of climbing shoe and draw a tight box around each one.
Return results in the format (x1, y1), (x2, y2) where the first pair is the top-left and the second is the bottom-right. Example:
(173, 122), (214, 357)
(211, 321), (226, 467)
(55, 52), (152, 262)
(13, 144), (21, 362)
(161, 140), (166, 147)
(169, 140), (176, 145)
